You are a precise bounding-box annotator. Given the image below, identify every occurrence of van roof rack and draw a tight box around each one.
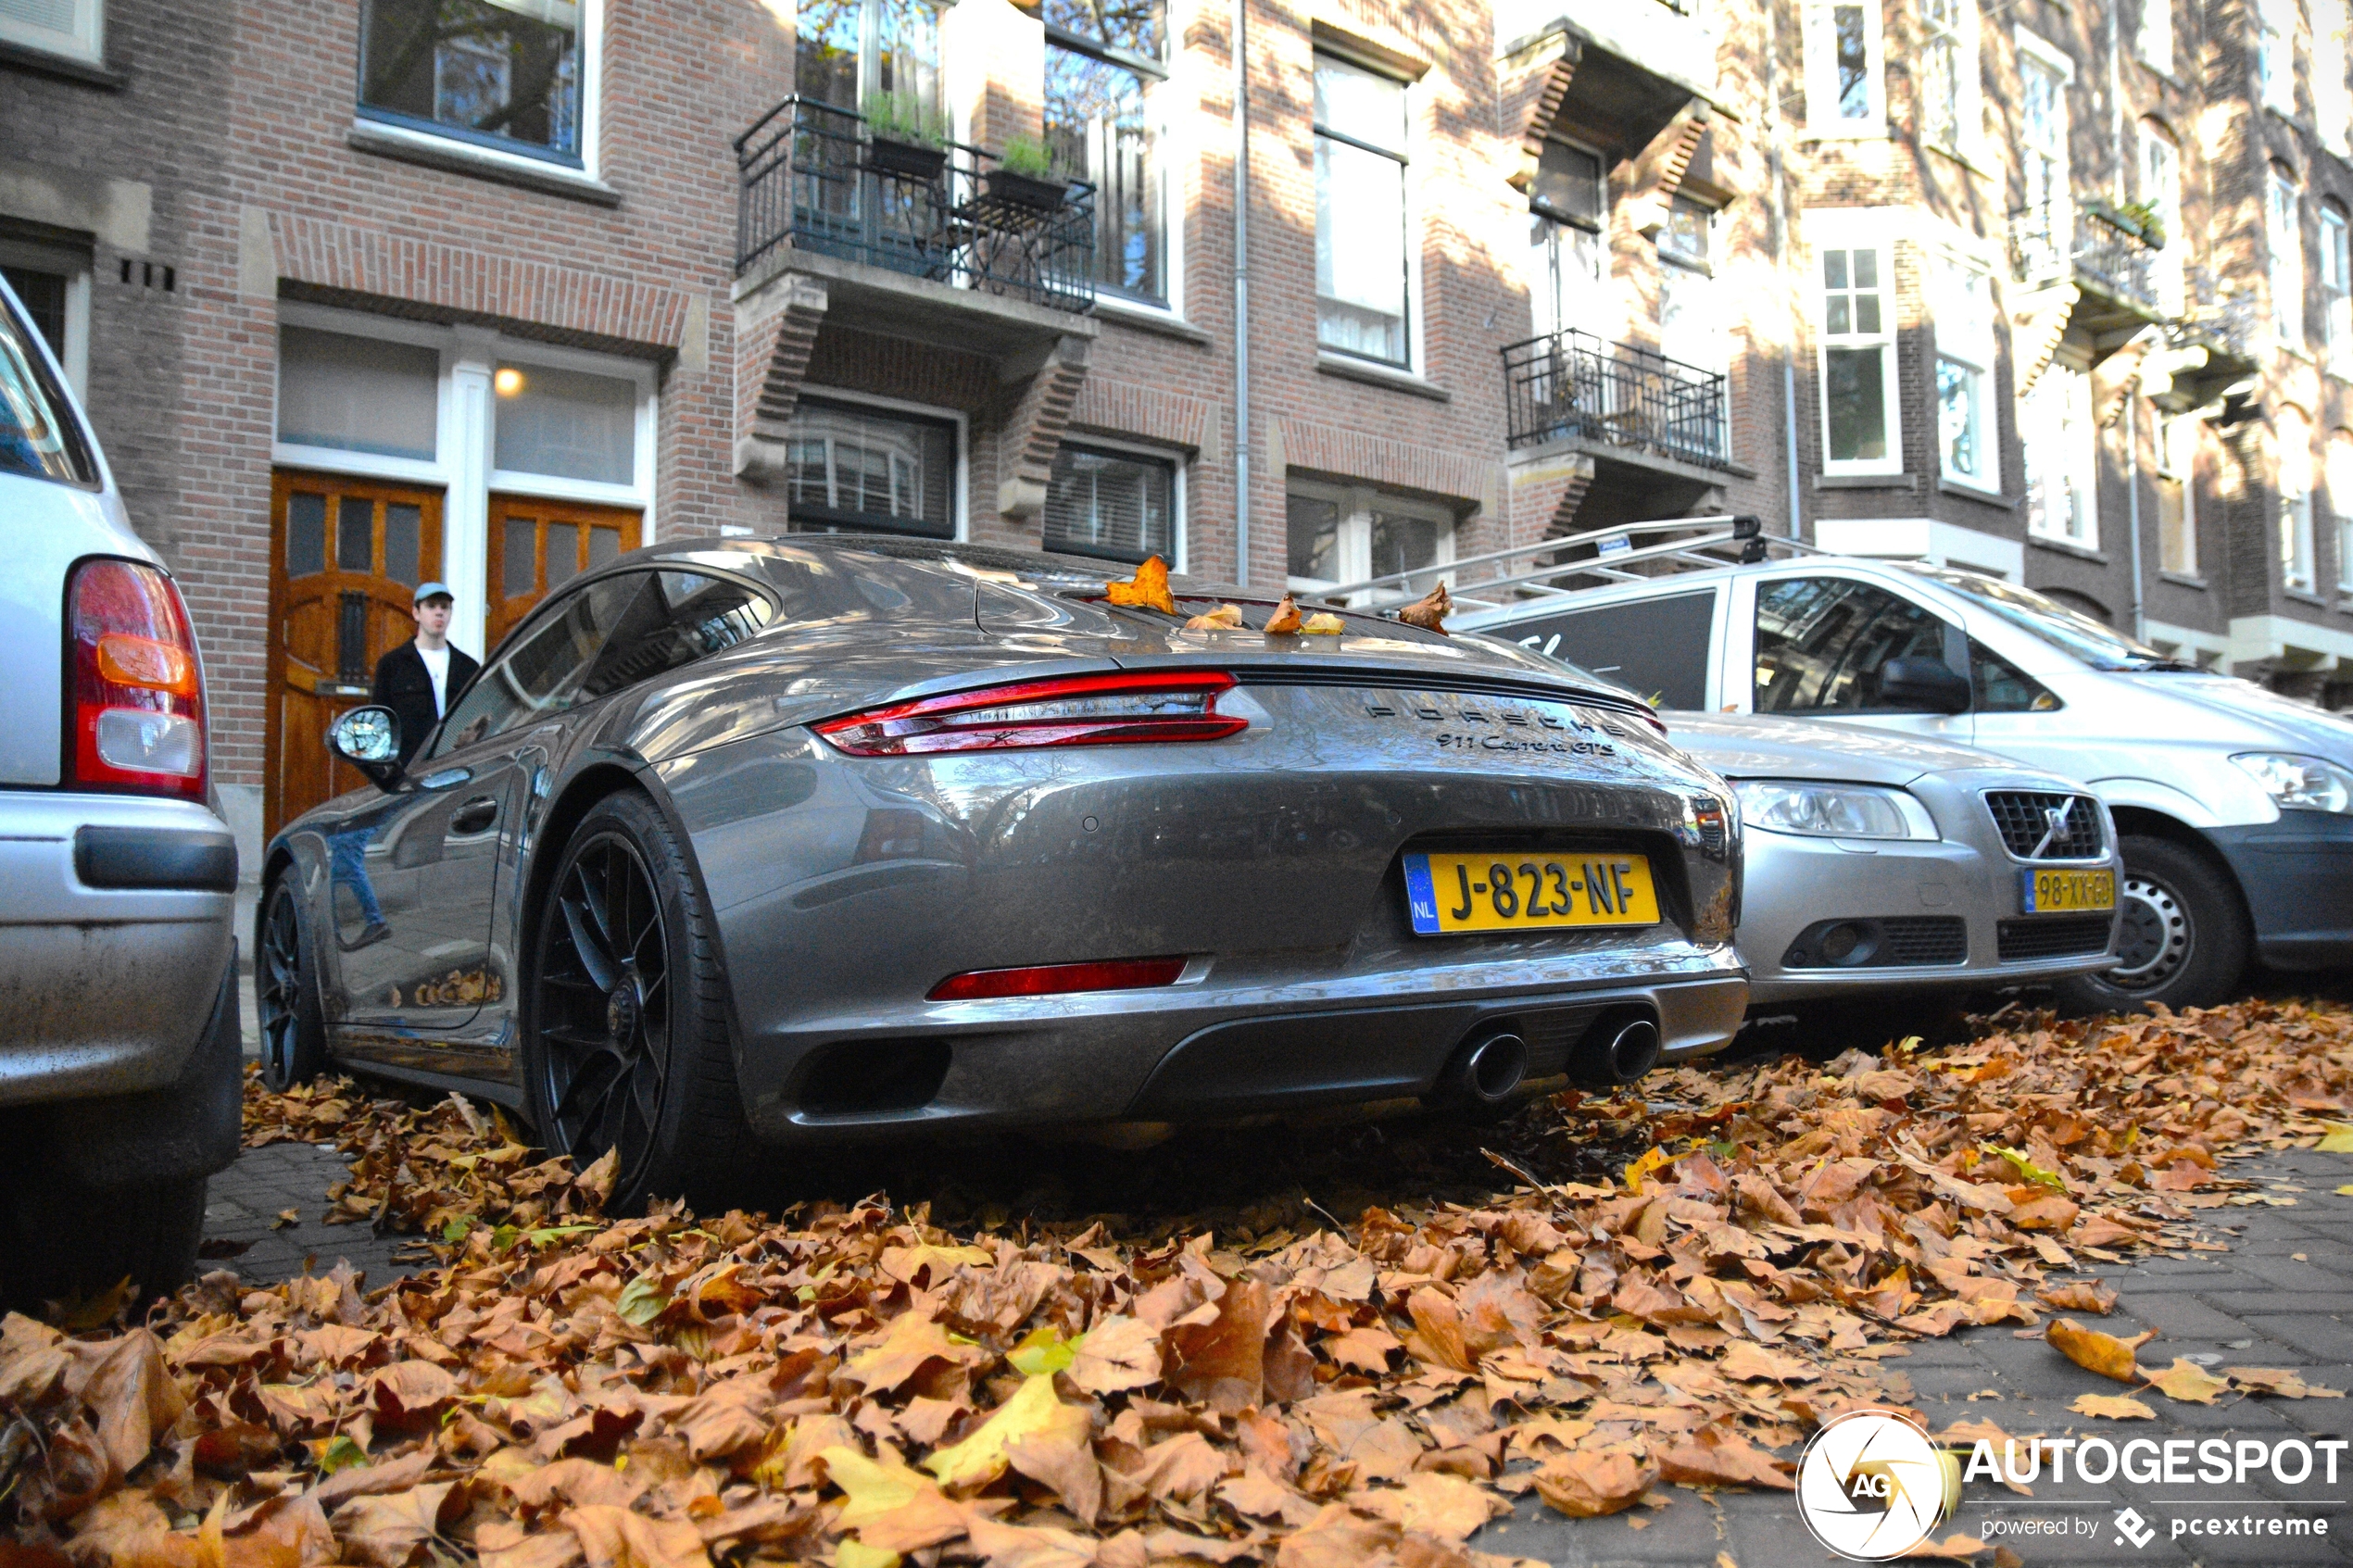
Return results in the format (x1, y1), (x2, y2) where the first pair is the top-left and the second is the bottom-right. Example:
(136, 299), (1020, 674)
(1319, 515), (1831, 611)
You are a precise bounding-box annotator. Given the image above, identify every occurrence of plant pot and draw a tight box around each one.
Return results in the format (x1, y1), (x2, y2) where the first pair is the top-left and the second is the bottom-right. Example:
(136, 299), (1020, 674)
(985, 168), (1071, 212)
(865, 136), (949, 182)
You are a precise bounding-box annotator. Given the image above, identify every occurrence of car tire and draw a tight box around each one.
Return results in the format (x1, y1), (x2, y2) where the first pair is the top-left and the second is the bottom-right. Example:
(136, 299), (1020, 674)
(2053, 834), (2249, 1015)
(0, 1172), (208, 1313)
(521, 790), (761, 1213)
(257, 873), (330, 1090)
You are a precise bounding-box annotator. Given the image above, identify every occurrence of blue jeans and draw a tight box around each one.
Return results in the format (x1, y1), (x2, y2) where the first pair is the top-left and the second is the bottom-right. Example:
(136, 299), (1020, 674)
(329, 828), (384, 928)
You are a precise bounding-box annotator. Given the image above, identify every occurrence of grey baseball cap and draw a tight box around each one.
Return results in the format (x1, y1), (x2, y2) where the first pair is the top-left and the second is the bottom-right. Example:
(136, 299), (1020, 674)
(413, 582), (455, 605)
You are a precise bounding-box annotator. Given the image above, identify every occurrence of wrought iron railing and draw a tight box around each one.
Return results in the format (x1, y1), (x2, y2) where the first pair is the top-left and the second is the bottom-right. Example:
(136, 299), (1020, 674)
(2175, 266), (2261, 362)
(2011, 203), (2159, 310)
(735, 96), (1096, 314)
(1501, 328), (1730, 469)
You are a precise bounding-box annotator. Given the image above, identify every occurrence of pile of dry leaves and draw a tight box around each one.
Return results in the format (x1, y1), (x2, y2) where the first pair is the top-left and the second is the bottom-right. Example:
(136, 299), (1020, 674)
(4, 998), (2349, 1568)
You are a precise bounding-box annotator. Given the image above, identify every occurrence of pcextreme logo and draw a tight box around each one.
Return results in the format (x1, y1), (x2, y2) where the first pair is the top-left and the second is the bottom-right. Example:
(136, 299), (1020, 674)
(1795, 1410), (1961, 1562)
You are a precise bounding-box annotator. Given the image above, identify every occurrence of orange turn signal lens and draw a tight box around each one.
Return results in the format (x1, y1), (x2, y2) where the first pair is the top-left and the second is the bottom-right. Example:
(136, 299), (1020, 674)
(96, 633), (196, 696)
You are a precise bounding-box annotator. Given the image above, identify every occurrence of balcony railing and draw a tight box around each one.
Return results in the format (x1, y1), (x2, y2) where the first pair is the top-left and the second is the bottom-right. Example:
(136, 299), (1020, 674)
(1502, 328), (1730, 470)
(736, 96), (1096, 314)
(2011, 203), (2160, 311)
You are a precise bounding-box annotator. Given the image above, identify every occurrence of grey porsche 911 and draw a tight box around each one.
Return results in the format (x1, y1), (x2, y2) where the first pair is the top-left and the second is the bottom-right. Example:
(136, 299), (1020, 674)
(257, 537), (1747, 1210)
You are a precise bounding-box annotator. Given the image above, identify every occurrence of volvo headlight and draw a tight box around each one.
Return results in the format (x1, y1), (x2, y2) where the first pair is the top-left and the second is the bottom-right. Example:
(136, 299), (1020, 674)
(1732, 780), (1940, 840)
(2230, 752), (2353, 813)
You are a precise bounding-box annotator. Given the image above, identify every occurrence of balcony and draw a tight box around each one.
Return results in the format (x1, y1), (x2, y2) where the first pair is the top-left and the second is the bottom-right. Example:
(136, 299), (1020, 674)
(1503, 328), (1730, 472)
(2148, 271), (2262, 412)
(735, 96), (1096, 318)
(2011, 202), (2166, 345)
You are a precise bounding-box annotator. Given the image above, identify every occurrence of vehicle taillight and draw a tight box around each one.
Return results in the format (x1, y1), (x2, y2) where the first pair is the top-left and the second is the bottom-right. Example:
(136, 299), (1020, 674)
(68, 558), (206, 800)
(928, 956), (1189, 1001)
(813, 671), (1247, 756)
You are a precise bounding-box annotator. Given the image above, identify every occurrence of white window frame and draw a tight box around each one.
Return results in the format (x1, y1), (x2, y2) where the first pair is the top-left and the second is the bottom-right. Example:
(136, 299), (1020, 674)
(2319, 0), (2352, 154)
(1044, 11), (1178, 316)
(2331, 436), (2353, 591)
(1311, 46), (1424, 374)
(1803, 0), (1887, 137)
(1044, 432), (1187, 571)
(2280, 410), (2317, 592)
(1527, 134), (1610, 343)
(1283, 478), (1455, 602)
(2324, 203), (2353, 375)
(2022, 364), (2097, 548)
(1930, 250), (1996, 490)
(0, 0), (102, 65)
(2139, 0), (2175, 74)
(2271, 166), (2307, 351)
(1809, 211), (1903, 478)
(0, 238), (93, 398)
(778, 384), (969, 545)
(1919, 0), (1982, 160)
(2155, 411), (2197, 577)
(271, 302), (660, 655)
(2260, 0), (2301, 116)
(351, 0), (605, 185)
(2015, 30), (2074, 259)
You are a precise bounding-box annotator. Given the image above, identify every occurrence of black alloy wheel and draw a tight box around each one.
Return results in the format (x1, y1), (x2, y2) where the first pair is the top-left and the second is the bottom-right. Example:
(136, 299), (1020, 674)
(257, 877), (327, 1090)
(536, 831), (673, 1191)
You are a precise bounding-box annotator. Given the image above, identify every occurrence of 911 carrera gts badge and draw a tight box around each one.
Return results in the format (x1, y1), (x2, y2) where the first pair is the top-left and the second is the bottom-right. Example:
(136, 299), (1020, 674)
(1362, 694), (1619, 758)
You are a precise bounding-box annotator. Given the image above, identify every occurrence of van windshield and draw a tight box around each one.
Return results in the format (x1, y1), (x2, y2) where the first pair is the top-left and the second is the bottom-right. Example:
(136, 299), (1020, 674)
(1911, 566), (2193, 671)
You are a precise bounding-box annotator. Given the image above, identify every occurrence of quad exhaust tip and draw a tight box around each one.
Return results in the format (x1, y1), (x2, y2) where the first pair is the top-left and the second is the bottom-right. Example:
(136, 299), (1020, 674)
(1444, 1029), (1530, 1107)
(1570, 1008), (1662, 1087)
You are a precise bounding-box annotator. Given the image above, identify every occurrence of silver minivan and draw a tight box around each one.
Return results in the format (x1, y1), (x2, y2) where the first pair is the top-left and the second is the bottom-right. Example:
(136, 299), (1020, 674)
(0, 275), (242, 1305)
(1460, 552), (2353, 1012)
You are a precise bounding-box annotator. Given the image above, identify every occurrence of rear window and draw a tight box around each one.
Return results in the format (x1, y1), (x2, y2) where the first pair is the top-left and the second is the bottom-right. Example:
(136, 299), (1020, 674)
(1490, 591), (1716, 709)
(0, 283), (94, 486)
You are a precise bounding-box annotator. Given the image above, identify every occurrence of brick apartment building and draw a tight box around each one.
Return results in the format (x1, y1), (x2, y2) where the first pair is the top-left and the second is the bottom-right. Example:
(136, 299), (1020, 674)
(6, 0), (2352, 883)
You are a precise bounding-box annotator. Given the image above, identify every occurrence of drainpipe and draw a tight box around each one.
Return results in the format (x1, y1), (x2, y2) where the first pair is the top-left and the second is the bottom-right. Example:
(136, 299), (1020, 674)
(1766, 0), (1801, 537)
(1231, 0), (1252, 585)
(2109, 0), (2146, 636)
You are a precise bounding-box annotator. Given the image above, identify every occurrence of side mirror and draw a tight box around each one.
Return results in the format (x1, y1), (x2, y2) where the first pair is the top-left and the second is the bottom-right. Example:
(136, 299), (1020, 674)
(327, 705), (407, 789)
(1878, 656), (1973, 715)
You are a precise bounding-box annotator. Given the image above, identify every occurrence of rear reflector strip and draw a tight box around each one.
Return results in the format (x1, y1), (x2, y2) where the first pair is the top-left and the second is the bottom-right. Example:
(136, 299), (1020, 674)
(815, 671), (1246, 756)
(928, 956), (1189, 1002)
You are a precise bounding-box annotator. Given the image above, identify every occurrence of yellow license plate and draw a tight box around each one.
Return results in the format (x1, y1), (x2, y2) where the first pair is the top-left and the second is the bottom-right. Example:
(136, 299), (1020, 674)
(1405, 851), (1659, 935)
(2022, 867), (2116, 913)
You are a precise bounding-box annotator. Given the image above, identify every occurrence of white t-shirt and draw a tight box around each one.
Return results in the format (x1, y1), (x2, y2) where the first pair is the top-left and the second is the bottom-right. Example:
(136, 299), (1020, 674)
(418, 644), (451, 718)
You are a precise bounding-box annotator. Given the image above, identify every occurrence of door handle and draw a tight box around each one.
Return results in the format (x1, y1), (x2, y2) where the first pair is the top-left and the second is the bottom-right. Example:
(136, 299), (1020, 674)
(449, 795), (499, 834)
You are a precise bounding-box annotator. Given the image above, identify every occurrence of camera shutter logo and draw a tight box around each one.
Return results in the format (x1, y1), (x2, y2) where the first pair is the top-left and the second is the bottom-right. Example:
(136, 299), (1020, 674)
(1796, 1410), (1961, 1561)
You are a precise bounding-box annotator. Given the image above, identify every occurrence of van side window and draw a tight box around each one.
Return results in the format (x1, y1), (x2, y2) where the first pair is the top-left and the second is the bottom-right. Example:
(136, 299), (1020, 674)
(1970, 637), (2060, 712)
(1754, 577), (1949, 712)
(1502, 591), (1715, 709)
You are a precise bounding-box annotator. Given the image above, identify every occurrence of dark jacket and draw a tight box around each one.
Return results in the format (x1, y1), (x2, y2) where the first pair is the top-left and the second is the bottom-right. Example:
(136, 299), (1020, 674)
(371, 640), (480, 765)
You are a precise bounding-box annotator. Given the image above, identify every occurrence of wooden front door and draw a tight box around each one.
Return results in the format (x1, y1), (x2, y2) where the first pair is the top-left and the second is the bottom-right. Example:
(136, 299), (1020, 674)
(267, 470), (445, 835)
(484, 495), (642, 655)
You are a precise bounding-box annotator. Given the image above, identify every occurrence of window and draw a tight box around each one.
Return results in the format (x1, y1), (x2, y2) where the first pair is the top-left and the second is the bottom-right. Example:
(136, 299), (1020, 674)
(1971, 638), (2057, 712)
(493, 362), (637, 485)
(2271, 166), (2306, 350)
(784, 395), (957, 538)
(0, 0), (99, 62)
(2282, 408), (2317, 591)
(435, 571), (642, 753)
(1043, 443), (1177, 564)
(2260, 0), (2300, 115)
(2156, 413), (2196, 575)
(1659, 200), (1721, 368)
(2020, 54), (2068, 244)
(0, 242), (90, 396)
(2325, 204), (2352, 372)
(1931, 257), (1995, 487)
(579, 571), (775, 701)
(2022, 365), (2096, 546)
(278, 327), (441, 462)
(797, 0), (940, 113)
(359, 0), (587, 166)
(1500, 591), (1718, 710)
(1314, 53), (1412, 366)
(1805, 0), (1884, 132)
(2140, 122), (2184, 315)
(1817, 244), (1900, 474)
(1284, 481), (1453, 599)
(2333, 433), (2353, 590)
(1920, 0), (1978, 155)
(0, 278), (94, 486)
(1527, 139), (1606, 340)
(2140, 0), (2174, 73)
(2321, 0), (2353, 154)
(1045, 0), (1168, 305)
(1753, 577), (1952, 714)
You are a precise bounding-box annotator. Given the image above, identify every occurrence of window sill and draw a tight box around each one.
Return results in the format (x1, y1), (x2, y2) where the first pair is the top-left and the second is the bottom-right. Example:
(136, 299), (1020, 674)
(1092, 295), (1212, 344)
(2027, 533), (2108, 563)
(1938, 475), (2013, 508)
(0, 36), (122, 88)
(346, 119), (621, 207)
(1815, 471), (1913, 490)
(2158, 571), (2209, 590)
(2285, 586), (2332, 607)
(1315, 352), (1450, 401)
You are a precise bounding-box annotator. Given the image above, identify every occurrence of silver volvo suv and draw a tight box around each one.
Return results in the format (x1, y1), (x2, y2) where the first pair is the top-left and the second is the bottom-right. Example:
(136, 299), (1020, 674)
(0, 274), (242, 1306)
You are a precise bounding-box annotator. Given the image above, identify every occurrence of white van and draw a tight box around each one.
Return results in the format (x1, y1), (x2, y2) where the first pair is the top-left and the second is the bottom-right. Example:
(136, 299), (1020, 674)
(1455, 549), (2353, 1012)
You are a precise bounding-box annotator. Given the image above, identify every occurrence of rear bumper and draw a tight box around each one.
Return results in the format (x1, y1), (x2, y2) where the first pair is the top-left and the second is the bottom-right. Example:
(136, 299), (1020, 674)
(0, 792), (237, 1105)
(2208, 811), (2353, 971)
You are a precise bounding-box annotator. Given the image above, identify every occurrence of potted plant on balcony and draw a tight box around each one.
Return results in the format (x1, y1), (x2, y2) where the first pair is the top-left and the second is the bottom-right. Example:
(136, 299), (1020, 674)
(985, 135), (1072, 213)
(864, 93), (950, 182)
(2096, 196), (2168, 249)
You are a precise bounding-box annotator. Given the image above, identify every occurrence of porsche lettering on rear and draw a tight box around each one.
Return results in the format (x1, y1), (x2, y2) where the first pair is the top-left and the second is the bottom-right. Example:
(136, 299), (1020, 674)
(1362, 692), (1623, 758)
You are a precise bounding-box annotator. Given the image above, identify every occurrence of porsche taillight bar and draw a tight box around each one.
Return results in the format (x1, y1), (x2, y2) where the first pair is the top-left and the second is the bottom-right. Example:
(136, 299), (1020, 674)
(812, 671), (1248, 756)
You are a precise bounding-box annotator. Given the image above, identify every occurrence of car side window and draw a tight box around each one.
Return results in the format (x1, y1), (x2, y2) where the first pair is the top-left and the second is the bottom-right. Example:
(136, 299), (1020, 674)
(579, 571), (774, 700)
(1754, 577), (1949, 712)
(432, 572), (645, 755)
(1971, 637), (2060, 712)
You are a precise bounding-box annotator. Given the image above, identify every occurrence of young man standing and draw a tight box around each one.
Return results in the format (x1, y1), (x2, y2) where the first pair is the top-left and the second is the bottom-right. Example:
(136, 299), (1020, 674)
(371, 583), (480, 766)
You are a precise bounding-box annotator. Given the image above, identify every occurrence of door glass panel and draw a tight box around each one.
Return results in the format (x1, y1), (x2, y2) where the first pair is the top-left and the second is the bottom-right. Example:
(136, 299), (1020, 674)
(286, 493), (327, 577)
(384, 503), (422, 586)
(589, 524), (623, 569)
(337, 497), (375, 572)
(547, 521), (581, 586)
(504, 517), (537, 596)
(436, 572), (643, 752)
(1754, 577), (1949, 712)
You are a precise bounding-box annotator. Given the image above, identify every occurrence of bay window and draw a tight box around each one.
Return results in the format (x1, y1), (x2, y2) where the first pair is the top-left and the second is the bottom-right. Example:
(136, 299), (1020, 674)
(1314, 52), (1413, 367)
